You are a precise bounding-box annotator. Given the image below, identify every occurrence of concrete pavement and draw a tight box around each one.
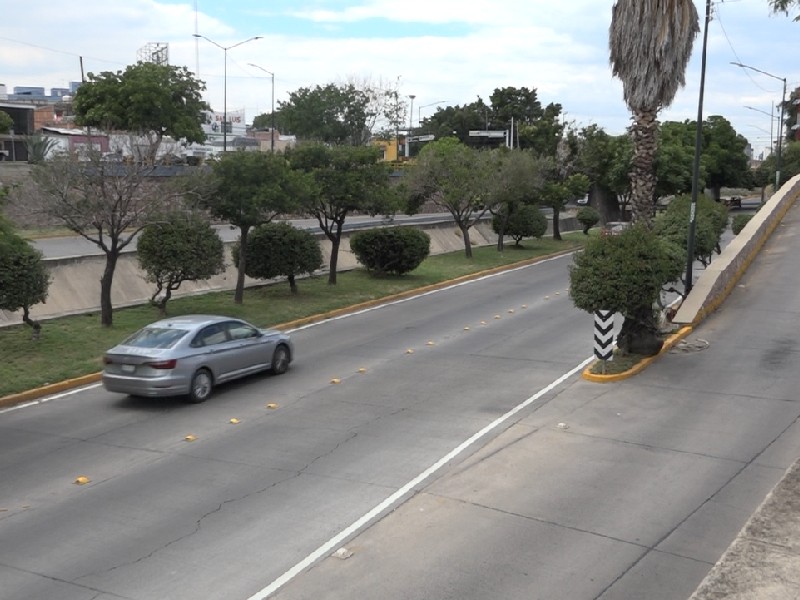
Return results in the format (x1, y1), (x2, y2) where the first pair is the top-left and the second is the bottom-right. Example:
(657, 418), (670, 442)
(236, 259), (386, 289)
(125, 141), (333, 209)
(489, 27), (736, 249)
(3, 184), (800, 597)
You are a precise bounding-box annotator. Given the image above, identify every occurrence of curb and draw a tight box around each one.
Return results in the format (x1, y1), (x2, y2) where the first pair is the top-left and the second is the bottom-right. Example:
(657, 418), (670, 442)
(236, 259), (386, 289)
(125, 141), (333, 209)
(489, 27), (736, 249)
(0, 372), (102, 409)
(0, 247), (580, 409)
(581, 326), (694, 383)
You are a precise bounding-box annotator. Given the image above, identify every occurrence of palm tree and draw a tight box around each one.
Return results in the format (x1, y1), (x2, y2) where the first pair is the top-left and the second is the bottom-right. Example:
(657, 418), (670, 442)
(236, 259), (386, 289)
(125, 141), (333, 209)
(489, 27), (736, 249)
(609, 0), (699, 226)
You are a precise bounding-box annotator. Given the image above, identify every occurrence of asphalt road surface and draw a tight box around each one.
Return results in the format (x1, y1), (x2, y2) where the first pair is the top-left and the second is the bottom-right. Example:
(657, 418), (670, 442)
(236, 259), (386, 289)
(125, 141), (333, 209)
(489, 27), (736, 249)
(2, 204), (799, 600)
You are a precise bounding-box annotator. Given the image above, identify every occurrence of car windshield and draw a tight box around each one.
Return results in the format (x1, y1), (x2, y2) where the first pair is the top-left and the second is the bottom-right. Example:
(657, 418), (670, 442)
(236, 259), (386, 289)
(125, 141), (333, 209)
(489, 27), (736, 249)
(122, 327), (189, 349)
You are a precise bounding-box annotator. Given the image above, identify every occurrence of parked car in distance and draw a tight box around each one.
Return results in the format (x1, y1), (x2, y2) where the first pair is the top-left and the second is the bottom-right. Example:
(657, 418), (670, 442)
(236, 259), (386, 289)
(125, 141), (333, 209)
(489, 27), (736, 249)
(102, 315), (293, 403)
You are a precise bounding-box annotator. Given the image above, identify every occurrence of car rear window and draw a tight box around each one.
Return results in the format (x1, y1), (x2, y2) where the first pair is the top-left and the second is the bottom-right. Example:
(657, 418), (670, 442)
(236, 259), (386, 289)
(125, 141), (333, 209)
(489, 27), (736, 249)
(123, 327), (189, 349)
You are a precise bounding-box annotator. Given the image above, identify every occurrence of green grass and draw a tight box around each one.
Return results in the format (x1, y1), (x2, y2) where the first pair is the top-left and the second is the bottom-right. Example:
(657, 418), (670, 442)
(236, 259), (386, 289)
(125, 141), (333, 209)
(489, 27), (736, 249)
(588, 352), (648, 375)
(0, 235), (586, 398)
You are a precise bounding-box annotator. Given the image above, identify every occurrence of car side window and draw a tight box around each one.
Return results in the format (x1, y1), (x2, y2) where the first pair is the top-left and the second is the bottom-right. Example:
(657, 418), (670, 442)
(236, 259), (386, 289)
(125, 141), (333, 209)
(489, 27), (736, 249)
(226, 322), (259, 340)
(192, 324), (229, 347)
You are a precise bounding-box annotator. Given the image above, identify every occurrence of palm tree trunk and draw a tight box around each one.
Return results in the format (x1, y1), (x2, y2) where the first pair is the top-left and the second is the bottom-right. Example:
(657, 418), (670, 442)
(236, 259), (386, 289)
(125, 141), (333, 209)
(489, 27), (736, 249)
(629, 108), (659, 227)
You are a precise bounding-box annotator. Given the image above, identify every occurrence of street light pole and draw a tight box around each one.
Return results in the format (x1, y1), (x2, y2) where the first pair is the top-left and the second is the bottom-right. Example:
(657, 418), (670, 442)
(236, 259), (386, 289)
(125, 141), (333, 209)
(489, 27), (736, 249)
(406, 95), (415, 158)
(744, 104), (779, 161)
(732, 61), (786, 190)
(418, 100), (447, 132)
(248, 63), (275, 152)
(193, 34), (262, 153)
(685, 0), (711, 296)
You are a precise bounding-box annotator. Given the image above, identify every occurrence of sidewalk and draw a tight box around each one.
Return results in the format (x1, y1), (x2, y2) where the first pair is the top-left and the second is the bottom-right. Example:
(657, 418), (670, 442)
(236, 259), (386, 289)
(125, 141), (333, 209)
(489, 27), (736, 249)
(690, 459), (800, 599)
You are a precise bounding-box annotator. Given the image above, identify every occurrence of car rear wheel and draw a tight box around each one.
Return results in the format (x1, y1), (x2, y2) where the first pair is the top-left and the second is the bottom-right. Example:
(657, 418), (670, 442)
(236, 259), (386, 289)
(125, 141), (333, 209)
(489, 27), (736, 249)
(188, 369), (213, 403)
(271, 344), (290, 375)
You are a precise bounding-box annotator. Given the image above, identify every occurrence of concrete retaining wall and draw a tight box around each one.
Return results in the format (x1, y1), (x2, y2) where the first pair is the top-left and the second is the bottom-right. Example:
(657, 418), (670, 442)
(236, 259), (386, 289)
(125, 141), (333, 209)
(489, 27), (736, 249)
(0, 217), (578, 328)
(674, 175), (800, 326)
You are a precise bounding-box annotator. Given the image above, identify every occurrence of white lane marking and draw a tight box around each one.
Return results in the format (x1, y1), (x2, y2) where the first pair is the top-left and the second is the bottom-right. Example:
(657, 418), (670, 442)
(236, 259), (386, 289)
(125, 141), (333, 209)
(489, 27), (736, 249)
(288, 252), (575, 333)
(0, 383), (103, 415)
(246, 355), (595, 600)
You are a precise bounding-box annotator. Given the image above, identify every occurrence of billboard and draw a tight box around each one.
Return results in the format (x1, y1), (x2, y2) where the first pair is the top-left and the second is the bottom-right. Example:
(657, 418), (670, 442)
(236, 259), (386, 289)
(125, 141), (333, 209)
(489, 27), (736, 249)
(202, 109), (247, 138)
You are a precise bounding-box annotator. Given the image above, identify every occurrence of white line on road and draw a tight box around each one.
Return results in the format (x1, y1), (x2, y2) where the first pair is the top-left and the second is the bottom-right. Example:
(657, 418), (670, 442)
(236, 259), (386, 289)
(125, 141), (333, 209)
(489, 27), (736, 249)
(0, 382), (103, 415)
(288, 253), (576, 332)
(246, 354), (595, 600)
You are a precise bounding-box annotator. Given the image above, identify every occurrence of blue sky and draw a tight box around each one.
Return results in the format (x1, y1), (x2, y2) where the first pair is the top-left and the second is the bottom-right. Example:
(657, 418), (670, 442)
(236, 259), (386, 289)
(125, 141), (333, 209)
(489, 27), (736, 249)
(2, 0), (799, 157)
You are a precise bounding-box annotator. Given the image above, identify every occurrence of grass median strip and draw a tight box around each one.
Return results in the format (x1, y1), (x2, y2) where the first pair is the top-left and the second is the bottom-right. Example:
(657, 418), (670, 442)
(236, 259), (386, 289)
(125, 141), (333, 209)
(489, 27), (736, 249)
(0, 237), (585, 398)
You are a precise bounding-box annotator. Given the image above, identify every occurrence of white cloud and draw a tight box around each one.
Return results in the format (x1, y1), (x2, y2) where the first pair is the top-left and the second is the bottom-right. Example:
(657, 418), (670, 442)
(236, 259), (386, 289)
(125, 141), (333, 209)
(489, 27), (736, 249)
(1, 0), (798, 154)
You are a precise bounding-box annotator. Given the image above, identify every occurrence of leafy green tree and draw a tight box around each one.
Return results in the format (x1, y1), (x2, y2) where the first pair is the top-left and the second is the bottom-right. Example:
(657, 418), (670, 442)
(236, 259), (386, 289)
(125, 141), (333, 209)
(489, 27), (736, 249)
(405, 138), (494, 258)
(73, 61), (209, 164)
(757, 141), (800, 188)
(609, 0), (700, 226)
(137, 213), (225, 315)
(29, 150), (172, 326)
(541, 172), (590, 241)
(576, 206), (601, 234)
(493, 204), (547, 246)
(515, 102), (565, 156)
(486, 149), (547, 250)
(656, 121), (697, 200)
(203, 151), (309, 303)
(289, 144), (397, 283)
(570, 225), (683, 356)
(700, 116), (750, 200)
(350, 227), (430, 275)
(575, 126), (631, 222)
(277, 83), (375, 146)
(0, 229), (49, 338)
(0, 111), (13, 134)
(654, 194), (728, 267)
(233, 222), (322, 294)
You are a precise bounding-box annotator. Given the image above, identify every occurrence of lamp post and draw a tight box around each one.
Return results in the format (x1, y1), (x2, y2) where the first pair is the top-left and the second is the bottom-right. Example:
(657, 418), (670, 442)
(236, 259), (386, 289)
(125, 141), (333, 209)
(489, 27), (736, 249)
(744, 104), (780, 160)
(248, 63), (275, 152)
(193, 34), (262, 152)
(732, 61), (786, 190)
(418, 100), (447, 131)
(685, 0), (711, 295)
(405, 95), (415, 158)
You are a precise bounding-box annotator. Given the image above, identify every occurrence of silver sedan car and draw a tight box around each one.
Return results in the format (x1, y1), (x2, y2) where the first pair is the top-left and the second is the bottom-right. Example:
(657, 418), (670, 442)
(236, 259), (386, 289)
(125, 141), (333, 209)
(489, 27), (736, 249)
(102, 315), (293, 403)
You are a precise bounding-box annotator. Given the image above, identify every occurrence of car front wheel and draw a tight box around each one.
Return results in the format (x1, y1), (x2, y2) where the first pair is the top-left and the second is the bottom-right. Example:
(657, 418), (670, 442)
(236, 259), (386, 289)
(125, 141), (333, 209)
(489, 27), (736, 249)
(271, 345), (290, 375)
(188, 369), (213, 403)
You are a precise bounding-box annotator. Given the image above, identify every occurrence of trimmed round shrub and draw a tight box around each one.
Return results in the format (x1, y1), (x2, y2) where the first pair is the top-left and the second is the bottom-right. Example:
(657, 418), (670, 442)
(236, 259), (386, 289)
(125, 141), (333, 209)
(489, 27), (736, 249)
(570, 224), (684, 316)
(731, 213), (753, 235)
(350, 226), (430, 275)
(576, 206), (600, 235)
(233, 222), (322, 294)
(492, 204), (547, 245)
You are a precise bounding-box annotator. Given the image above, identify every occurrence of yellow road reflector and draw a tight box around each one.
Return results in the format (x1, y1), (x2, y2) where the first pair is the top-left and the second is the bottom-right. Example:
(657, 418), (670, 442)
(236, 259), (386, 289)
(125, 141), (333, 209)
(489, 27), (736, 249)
(230, 418), (240, 424)
(508, 309), (515, 314)
(426, 341), (435, 346)
(74, 476), (90, 485)
(480, 320), (487, 325)
(184, 434), (197, 442)
(494, 315), (501, 320)
(555, 291), (561, 296)
(521, 304), (528, 309)
(357, 368), (367, 373)
(464, 326), (470, 331)
(544, 296), (550, 300)
(406, 348), (414, 354)
(266, 403), (278, 409)
(330, 378), (342, 384)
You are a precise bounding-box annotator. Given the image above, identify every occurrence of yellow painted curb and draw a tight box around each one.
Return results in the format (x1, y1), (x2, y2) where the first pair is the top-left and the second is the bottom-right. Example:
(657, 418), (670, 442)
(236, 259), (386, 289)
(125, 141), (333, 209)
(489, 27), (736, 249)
(0, 247), (580, 409)
(0, 372), (102, 409)
(582, 326), (694, 383)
